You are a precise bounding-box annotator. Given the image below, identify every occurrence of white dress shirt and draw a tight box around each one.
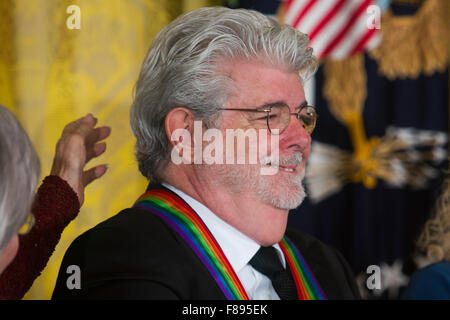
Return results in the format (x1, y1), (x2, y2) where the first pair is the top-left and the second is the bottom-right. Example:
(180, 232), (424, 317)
(162, 182), (286, 300)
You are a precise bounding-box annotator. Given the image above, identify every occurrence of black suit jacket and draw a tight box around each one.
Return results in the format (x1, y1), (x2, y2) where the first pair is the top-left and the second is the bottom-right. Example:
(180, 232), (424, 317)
(52, 185), (360, 300)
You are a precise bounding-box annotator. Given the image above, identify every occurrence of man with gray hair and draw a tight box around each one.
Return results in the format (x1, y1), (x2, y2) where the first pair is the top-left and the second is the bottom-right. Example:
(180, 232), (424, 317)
(53, 7), (360, 300)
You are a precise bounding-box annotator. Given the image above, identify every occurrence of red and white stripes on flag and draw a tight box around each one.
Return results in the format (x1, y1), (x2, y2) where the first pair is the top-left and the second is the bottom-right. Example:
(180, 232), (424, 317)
(283, 0), (381, 60)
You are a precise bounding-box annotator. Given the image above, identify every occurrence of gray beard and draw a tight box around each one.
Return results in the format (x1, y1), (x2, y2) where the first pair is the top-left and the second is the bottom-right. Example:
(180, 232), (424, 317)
(257, 169), (306, 210)
(207, 153), (306, 210)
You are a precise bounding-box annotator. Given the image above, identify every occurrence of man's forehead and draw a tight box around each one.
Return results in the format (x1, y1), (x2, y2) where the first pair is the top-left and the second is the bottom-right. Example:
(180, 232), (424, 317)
(220, 59), (305, 108)
(221, 59), (301, 81)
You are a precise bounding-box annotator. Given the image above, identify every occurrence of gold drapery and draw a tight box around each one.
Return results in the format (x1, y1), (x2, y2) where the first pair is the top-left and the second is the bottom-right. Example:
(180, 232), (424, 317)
(0, 0), (221, 300)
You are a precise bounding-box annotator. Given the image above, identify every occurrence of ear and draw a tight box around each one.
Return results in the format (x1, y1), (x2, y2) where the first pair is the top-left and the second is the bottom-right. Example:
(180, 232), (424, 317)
(0, 235), (19, 276)
(165, 107), (195, 147)
(165, 107), (197, 164)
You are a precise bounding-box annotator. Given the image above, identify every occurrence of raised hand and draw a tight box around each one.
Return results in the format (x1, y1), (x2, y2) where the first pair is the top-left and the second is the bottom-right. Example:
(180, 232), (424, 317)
(50, 114), (111, 205)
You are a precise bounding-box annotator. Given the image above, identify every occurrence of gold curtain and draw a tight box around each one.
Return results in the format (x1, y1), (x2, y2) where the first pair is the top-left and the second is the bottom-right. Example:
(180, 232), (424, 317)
(0, 0), (221, 300)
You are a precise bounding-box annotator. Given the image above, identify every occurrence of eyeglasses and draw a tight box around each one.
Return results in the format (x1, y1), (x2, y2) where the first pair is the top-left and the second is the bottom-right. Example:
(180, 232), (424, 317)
(220, 101), (317, 134)
(18, 213), (35, 236)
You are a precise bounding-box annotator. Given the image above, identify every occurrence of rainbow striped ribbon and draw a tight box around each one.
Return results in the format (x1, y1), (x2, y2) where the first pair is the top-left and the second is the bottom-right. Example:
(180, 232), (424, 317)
(133, 188), (326, 300)
(279, 237), (326, 300)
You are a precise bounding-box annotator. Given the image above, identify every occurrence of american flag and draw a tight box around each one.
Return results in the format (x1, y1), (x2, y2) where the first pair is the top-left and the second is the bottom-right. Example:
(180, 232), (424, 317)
(282, 0), (382, 60)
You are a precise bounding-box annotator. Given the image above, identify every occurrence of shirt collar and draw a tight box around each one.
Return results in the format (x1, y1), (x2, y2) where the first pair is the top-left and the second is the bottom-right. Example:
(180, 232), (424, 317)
(161, 182), (286, 272)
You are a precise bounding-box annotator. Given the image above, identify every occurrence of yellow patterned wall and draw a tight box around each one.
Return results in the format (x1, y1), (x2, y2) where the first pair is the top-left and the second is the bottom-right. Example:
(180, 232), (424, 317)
(0, 0), (221, 300)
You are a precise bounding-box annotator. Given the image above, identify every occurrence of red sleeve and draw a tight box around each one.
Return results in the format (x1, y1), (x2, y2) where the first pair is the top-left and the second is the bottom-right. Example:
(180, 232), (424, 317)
(0, 175), (80, 300)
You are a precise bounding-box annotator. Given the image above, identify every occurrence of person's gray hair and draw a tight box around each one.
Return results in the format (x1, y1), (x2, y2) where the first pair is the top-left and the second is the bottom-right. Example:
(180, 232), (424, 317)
(130, 6), (317, 182)
(0, 106), (40, 252)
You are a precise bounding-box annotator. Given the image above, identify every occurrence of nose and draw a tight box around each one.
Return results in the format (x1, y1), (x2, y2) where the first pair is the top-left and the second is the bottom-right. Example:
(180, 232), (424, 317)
(279, 115), (311, 153)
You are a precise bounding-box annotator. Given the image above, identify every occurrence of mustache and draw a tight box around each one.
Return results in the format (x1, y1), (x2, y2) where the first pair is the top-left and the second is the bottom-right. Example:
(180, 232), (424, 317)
(280, 153), (303, 166)
(260, 152), (303, 167)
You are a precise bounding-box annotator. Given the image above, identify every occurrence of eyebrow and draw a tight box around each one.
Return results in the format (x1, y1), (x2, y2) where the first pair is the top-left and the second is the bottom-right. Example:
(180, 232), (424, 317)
(295, 100), (308, 110)
(257, 100), (308, 110)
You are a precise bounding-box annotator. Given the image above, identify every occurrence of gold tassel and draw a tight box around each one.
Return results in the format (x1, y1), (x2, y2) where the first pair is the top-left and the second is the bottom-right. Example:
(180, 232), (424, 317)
(323, 53), (367, 126)
(369, 0), (449, 80)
